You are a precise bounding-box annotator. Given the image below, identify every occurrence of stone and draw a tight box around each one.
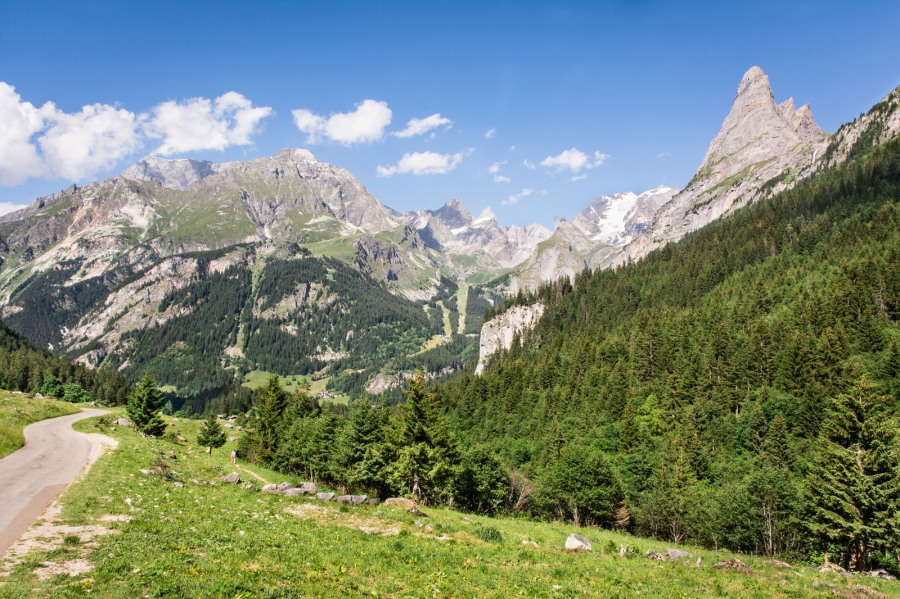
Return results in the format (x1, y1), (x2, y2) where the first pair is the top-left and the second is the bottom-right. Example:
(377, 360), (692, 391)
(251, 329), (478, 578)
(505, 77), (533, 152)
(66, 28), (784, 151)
(335, 494), (367, 505)
(116, 417), (132, 427)
(365, 498), (380, 505)
(276, 482), (293, 492)
(665, 548), (694, 562)
(407, 507), (428, 517)
(284, 488), (304, 497)
(565, 534), (591, 551)
(297, 482), (319, 494)
(243, 484), (255, 490)
(316, 492), (335, 501)
(177, 436), (187, 442)
(172, 481), (184, 488)
(424, 524), (434, 532)
(229, 436), (240, 442)
(863, 570), (897, 581)
(765, 560), (794, 570)
(714, 558), (755, 575)
(522, 540), (539, 549)
(223, 472), (241, 484)
(384, 497), (417, 509)
(646, 552), (665, 561)
(261, 484), (283, 495)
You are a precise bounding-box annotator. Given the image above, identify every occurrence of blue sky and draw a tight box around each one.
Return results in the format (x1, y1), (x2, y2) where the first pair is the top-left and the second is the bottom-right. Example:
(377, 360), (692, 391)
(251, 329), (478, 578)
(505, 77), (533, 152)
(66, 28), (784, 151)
(1, 1), (899, 228)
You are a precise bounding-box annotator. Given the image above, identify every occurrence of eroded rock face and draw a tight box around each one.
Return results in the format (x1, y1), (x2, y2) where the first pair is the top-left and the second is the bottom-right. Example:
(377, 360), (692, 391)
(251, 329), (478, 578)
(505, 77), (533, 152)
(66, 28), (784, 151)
(612, 66), (826, 267)
(565, 534), (591, 551)
(476, 303), (544, 375)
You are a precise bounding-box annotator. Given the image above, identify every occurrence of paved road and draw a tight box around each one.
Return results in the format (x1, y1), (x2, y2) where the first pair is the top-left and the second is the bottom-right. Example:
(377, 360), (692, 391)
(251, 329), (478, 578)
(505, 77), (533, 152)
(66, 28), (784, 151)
(0, 408), (107, 558)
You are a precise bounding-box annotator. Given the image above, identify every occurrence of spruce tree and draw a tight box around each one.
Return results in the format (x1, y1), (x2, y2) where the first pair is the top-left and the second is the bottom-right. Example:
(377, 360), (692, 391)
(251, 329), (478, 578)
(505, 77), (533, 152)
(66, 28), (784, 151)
(252, 375), (288, 463)
(807, 379), (900, 570)
(197, 412), (227, 455)
(126, 374), (166, 437)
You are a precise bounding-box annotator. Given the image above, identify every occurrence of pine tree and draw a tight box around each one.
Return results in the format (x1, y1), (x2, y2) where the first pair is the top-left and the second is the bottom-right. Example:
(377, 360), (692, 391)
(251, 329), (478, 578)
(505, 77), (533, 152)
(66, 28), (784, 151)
(252, 375), (288, 463)
(197, 412), (227, 455)
(126, 374), (166, 437)
(807, 379), (900, 570)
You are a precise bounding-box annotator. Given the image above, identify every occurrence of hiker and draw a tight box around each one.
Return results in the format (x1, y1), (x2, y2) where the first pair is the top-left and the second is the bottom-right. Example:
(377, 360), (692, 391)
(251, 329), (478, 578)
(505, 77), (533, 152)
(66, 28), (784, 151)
(231, 449), (236, 464)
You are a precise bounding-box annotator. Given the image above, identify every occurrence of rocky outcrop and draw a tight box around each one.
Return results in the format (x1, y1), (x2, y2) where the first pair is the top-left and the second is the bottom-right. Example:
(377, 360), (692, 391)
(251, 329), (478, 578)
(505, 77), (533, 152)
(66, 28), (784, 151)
(817, 84), (900, 168)
(565, 534), (591, 551)
(476, 303), (544, 375)
(612, 66), (826, 267)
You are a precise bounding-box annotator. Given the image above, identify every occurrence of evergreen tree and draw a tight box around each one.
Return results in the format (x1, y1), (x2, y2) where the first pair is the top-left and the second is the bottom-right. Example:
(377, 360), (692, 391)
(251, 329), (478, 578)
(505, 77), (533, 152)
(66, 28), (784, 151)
(807, 380), (900, 570)
(197, 412), (227, 455)
(252, 375), (289, 463)
(126, 374), (166, 437)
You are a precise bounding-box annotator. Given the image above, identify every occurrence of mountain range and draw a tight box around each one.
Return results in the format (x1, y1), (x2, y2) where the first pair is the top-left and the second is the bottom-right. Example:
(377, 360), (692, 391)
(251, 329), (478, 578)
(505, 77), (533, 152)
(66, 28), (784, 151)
(0, 66), (897, 398)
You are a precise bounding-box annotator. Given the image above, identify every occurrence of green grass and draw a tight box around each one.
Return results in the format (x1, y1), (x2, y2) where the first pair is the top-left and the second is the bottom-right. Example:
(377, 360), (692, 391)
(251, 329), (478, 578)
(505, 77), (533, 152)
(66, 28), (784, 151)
(2, 413), (896, 598)
(0, 391), (80, 459)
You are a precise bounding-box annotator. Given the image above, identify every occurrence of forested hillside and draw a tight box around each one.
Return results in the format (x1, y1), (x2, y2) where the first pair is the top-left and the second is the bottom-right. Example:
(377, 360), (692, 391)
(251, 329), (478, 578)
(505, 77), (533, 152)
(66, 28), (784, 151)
(238, 137), (900, 573)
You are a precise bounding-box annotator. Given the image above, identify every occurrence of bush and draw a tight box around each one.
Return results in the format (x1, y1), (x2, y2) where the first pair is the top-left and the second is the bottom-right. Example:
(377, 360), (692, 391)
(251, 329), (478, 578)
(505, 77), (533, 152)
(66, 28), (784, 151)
(476, 526), (504, 544)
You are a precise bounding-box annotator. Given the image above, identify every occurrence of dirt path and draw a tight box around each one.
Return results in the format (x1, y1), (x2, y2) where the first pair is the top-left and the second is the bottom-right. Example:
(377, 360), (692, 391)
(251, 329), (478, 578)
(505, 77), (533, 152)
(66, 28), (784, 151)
(0, 408), (113, 558)
(236, 464), (271, 485)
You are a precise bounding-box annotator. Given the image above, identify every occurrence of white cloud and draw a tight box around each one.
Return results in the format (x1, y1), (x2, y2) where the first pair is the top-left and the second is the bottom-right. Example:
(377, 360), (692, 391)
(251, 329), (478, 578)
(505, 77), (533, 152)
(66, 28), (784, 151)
(541, 148), (609, 173)
(0, 202), (27, 216)
(503, 187), (546, 205)
(657, 151), (672, 158)
(145, 92), (272, 155)
(392, 113), (452, 138)
(0, 82), (51, 185)
(485, 127), (496, 139)
(293, 99), (391, 145)
(0, 82), (143, 184)
(488, 160), (510, 182)
(494, 175), (511, 183)
(376, 151), (465, 176)
(523, 159), (536, 170)
(40, 103), (142, 180)
(570, 174), (588, 182)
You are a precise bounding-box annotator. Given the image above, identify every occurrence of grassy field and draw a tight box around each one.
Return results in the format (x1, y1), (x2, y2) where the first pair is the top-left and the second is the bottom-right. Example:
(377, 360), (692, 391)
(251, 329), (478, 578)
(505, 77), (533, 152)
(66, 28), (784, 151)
(2, 412), (897, 598)
(0, 392), (80, 459)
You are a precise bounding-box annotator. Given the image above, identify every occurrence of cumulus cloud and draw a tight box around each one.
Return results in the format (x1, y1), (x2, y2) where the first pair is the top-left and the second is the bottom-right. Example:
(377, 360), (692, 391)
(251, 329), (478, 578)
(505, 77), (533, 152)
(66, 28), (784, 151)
(485, 127), (496, 139)
(570, 174), (588, 182)
(488, 160), (510, 183)
(541, 148), (608, 173)
(0, 83), (52, 185)
(503, 187), (546, 206)
(40, 103), (142, 180)
(144, 92), (272, 155)
(376, 151), (465, 176)
(523, 159), (536, 170)
(392, 113), (452, 138)
(0, 82), (142, 184)
(293, 99), (391, 145)
(0, 83), (274, 186)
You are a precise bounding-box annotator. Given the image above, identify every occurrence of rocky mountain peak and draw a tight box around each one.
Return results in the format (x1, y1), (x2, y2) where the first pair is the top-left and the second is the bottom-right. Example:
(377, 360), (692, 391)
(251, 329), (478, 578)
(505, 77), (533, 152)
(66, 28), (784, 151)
(474, 207), (496, 224)
(121, 155), (237, 190)
(431, 198), (474, 228)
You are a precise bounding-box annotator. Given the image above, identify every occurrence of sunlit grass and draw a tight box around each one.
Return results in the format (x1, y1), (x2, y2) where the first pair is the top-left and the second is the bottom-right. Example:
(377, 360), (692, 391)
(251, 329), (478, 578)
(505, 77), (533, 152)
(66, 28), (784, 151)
(0, 391), (80, 459)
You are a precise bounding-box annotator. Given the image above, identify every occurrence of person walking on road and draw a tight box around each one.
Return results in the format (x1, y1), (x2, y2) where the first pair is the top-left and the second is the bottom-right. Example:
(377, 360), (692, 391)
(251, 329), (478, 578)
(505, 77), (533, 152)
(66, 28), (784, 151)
(231, 449), (236, 464)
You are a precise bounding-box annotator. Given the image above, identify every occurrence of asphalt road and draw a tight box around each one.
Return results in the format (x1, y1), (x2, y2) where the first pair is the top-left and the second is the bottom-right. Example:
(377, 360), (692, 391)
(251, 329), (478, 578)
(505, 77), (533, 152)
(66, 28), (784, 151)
(0, 408), (107, 558)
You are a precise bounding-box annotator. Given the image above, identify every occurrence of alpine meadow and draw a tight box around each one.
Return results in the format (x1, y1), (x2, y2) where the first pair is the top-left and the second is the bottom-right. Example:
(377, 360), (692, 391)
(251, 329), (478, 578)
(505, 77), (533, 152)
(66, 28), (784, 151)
(1, 2), (900, 597)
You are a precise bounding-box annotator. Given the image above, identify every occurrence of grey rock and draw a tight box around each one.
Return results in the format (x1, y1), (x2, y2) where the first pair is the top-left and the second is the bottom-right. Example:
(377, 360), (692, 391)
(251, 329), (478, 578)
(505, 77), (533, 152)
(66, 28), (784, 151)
(284, 488), (304, 497)
(408, 507), (428, 517)
(316, 492), (335, 501)
(665, 548), (694, 562)
(297, 482), (319, 494)
(261, 484), (283, 495)
(172, 481), (184, 488)
(335, 494), (368, 505)
(647, 552), (665, 561)
(115, 417), (132, 427)
(365, 498), (381, 505)
(276, 482), (293, 492)
(223, 472), (241, 484)
(565, 534), (591, 551)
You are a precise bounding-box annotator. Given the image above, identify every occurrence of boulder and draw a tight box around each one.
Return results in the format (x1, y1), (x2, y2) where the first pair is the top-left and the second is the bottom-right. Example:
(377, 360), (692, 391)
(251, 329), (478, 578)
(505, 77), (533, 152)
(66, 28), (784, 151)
(335, 494), (368, 505)
(384, 497), (417, 509)
(714, 558), (755, 575)
(223, 472), (242, 484)
(116, 417), (132, 427)
(316, 492), (336, 501)
(297, 482), (319, 494)
(408, 507), (428, 517)
(565, 534), (591, 551)
(365, 498), (381, 505)
(261, 484), (283, 495)
(647, 552), (665, 561)
(864, 570), (897, 581)
(665, 548), (694, 562)
(522, 540), (539, 549)
(765, 560), (794, 570)
(172, 481), (184, 488)
(276, 482), (293, 492)
(284, 488), (304, 497)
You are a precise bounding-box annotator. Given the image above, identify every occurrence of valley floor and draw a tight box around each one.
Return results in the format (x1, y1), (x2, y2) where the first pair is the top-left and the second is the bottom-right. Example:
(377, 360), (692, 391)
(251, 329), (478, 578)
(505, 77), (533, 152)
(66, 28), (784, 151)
(1, 411), (897, 598)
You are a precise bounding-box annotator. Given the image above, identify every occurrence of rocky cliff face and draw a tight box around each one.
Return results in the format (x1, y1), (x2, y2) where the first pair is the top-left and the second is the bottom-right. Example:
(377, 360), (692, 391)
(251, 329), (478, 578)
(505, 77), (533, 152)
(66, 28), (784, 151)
(571, 186), (678, 247)
(611, 66), (826, 266)
(475, 303), (545, 375)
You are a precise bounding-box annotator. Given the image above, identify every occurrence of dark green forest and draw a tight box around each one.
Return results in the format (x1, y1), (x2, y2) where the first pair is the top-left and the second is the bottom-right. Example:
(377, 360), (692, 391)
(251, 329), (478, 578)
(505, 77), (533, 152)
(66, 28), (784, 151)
(238, 136), (900, 572)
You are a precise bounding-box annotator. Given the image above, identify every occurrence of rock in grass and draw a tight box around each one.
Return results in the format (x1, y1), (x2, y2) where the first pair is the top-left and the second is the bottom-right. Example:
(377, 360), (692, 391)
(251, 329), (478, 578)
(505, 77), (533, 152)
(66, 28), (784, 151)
(276, 482), (294, 492)
(335, 494), (368, 505)
(365, 498), (381, 505)
(384, 498), (417, 509)
(713, 558), (755, 575)
(262, 484), (285, 495)
(522, 540), (539, 549)
(765, 560), (794, 570)
(223, 472), (242, 484)
(297, 482), (319, 494)
(284, 488), (304, 497)
(316, 492), (335, 501)
(173, 481), (184, 488)
(565, 534), (591, 551)
(665, 548), (694, 562)
(116, 417), (132, 427)
(647, 552), (665, 560)
(408, 507), (428, 517)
